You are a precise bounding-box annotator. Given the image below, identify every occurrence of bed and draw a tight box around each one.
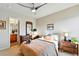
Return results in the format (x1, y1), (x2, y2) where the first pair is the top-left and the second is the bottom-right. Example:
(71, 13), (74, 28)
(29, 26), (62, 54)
(20, 38), (58, 56)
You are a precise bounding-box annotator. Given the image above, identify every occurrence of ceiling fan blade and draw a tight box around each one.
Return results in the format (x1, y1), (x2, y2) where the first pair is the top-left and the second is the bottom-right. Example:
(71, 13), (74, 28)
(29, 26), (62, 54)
(35, 3), (47, 10)
(17, 3), (32, 9)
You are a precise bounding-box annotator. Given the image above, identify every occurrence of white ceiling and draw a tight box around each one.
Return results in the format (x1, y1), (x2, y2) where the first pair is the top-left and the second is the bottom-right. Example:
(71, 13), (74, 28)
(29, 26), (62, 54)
(0, 3), (78, 19)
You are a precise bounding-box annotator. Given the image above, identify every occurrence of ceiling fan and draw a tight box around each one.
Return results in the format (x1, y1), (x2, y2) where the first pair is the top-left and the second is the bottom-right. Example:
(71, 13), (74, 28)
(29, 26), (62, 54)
(17, 3), (47, 12)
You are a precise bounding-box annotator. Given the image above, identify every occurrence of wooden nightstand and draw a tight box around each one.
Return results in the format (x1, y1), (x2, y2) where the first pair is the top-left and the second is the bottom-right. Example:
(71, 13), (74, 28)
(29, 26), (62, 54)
(60, 40), (78, 55)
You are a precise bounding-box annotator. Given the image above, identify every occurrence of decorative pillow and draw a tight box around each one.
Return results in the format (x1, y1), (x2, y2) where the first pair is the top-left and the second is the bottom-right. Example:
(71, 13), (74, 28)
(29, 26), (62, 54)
(44, 36), (52, 40)
(21, 35), (32, 44)
(25, 39), (31, 44)
(32, 35), (40, 40)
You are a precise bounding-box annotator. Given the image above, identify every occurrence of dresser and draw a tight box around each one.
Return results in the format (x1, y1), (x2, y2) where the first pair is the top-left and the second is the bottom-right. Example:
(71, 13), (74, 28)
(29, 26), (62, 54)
(10, 34), (17, 43)
(60, 40), (78, 55)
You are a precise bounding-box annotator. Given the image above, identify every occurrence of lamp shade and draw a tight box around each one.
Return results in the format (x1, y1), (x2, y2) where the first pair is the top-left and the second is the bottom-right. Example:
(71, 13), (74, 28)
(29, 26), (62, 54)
(64, 32), (69, 37)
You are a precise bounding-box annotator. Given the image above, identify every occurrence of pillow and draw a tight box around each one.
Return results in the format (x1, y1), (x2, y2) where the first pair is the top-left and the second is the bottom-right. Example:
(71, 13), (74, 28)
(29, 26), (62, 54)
(25, 39), (31, 44)
(44, 36), (52, 40)
(32, 35), (40, 40)
(21, 35), (32, 44)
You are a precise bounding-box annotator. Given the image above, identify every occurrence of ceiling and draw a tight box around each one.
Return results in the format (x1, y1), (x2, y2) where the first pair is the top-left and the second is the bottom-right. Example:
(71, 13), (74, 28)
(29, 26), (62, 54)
(0, 3), (78, 19)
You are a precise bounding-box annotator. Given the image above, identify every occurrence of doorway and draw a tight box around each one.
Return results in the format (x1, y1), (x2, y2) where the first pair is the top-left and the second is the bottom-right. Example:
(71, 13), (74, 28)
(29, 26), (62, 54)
(9, 18), (20, 47)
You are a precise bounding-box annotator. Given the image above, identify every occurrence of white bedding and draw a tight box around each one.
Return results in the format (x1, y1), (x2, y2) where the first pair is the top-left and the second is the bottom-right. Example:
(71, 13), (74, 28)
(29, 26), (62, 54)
(20, 39), (58, 56)
(39, 35), (58, 52)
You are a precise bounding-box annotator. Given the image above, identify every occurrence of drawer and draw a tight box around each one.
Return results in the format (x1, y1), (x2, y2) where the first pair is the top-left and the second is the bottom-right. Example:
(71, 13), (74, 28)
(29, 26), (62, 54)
(62, 46), (77, 54)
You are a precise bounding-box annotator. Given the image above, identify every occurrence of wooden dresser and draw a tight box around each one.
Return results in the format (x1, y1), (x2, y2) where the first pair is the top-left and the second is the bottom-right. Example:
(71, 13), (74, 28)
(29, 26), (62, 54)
(10, 34), (17, 43)
(60, 40), (78, 55)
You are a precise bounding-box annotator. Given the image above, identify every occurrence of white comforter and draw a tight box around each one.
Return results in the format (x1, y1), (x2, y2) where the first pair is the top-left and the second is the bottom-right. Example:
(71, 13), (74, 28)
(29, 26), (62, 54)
(20, 39), (58, 56)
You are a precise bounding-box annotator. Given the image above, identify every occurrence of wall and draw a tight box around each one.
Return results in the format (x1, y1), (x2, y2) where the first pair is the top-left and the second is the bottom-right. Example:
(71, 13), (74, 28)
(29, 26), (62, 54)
(54, 16), (79, 39)
(0, 18), (10, 50)
(36, 5), (79, 40)
(20, 18), (36, 35)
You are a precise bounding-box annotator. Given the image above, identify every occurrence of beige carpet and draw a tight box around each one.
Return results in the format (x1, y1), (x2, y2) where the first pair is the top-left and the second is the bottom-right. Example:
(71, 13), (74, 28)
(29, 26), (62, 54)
(0, 45), (21, 56)
(58, 51), (77, 56)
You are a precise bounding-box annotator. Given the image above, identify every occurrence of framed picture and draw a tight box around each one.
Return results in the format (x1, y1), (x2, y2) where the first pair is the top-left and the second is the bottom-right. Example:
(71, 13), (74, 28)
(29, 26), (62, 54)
(0, 20), (6, 29)
(47, 24), (54, 30)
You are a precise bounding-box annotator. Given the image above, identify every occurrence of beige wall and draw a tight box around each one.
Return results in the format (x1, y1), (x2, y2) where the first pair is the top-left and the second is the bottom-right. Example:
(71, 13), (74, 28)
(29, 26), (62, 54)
(20, 18), (36, 35)
(36, 5), (79, 40)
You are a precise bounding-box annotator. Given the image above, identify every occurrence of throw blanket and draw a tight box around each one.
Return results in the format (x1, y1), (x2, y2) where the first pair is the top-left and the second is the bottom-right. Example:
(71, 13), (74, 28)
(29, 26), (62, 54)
(20, 39), (58, 56)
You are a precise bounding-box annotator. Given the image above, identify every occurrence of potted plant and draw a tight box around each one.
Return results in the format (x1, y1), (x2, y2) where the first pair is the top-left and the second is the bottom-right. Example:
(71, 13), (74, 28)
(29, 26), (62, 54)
(31, 28), (37, 35)
(71, 37), (78, 44)
(12, 29), (17, 34)
(31, 28), (37, 32)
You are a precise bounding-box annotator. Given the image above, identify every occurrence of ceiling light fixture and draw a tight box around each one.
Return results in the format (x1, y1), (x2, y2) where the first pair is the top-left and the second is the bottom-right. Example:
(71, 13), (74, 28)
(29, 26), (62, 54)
(31, 3), (36, 13)
(32, 9), (36, 12)
(17, 3), (47, 13)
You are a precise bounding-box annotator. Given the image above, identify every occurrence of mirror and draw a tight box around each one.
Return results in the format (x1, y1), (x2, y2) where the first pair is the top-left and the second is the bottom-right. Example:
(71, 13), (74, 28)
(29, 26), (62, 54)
(26, 21), (33, 35)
